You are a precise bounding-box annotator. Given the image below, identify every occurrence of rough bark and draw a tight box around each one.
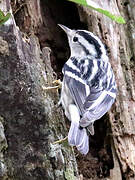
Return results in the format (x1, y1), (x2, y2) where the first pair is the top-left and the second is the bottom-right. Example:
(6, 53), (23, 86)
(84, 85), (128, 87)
(0, 0), (78, 179)
(77, 0), (135, 179)
(0, 0), (135, 180)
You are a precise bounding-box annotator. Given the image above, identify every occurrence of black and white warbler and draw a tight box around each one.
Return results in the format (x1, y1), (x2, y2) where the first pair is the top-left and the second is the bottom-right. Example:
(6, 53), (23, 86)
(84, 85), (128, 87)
(58, 24), (117, 155)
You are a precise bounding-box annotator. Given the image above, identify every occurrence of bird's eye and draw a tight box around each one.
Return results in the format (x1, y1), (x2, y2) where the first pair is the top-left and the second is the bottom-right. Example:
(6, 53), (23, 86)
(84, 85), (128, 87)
(73, 37), (78, 42)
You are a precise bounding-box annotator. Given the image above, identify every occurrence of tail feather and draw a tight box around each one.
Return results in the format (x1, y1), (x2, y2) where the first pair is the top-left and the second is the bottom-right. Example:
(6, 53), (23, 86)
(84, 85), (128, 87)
(77, 130), (89, 155)
(68, 104), (89, 155)
(68, 121), (79, 146)
(68, 121), (89, 155)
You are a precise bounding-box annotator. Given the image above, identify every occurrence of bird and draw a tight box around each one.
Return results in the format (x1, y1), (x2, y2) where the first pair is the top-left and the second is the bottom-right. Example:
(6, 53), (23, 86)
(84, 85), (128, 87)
(58, 24), (117, 155)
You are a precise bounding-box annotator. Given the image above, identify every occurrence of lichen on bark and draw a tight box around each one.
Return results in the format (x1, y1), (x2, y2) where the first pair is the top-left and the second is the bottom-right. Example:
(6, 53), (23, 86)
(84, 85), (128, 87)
(0, 1), (78, 179)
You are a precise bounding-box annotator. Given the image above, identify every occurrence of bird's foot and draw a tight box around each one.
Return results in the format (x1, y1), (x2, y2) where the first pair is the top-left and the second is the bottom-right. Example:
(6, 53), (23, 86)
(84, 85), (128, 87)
(42, 79), (62, 90)
(53, 136), (68, 144)
(53, 79), (62, 88)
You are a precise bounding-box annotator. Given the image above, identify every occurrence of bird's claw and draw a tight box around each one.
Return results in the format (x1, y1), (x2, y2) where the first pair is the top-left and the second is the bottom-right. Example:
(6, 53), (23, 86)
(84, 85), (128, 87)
(53, 79), (62, 88)
(42, 79), (62, 90)
(53, 136), (68, 144)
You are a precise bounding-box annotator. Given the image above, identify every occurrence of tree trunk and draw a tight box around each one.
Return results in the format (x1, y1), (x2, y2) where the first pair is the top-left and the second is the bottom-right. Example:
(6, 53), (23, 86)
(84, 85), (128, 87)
(77, 1), (135, 179)
(0, 0), (135, 179)
(0, 1), (78, 179)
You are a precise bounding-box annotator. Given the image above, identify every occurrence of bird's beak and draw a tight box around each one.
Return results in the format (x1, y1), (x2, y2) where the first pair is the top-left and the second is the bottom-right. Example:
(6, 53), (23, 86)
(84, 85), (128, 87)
(58, 24), (72, 37)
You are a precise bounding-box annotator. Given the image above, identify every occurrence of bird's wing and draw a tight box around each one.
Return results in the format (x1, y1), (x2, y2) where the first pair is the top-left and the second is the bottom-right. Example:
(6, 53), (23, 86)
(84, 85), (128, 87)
(79, 57), (116, 130)
(64, 57), (116, 135)
(65, 75), (88, 115)
(64, 57), (105, 114)
(63, 57), (91, 115)
(80, 92), (115, 128)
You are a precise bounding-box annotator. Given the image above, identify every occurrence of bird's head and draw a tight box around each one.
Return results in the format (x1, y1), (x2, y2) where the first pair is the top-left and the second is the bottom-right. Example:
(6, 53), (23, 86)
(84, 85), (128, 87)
(58, 24), (106, 59)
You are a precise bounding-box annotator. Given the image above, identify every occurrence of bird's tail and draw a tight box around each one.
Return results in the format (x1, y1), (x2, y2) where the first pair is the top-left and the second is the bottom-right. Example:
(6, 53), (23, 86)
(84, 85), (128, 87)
(68, 121), (89, 155)
(68, 104), (89, 155)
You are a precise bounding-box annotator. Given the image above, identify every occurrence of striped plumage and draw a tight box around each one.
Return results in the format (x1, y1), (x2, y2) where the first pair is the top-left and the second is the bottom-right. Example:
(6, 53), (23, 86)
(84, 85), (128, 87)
(59, 25), (117, 155)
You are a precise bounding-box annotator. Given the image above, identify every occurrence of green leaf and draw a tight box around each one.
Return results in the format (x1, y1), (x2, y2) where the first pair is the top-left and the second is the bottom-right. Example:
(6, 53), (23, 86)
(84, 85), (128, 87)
(68, 0), (87, 6)
(67, 0), (126, 24)
(0, 9), (5, 18)
(89, 6), (126, 24)
(0, 9), (11, 26)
